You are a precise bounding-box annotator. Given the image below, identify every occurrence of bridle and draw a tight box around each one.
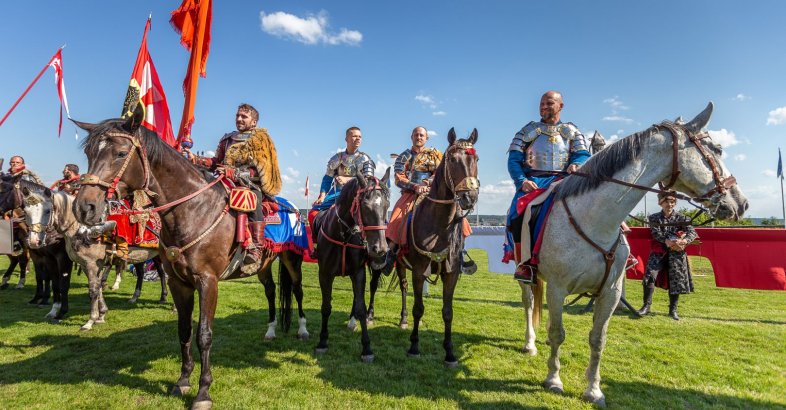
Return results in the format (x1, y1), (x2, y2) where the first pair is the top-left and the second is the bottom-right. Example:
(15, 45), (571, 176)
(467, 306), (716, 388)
(424, 140), (480, 219)
(79, 131), (156, 201)
(319, 176), (388, 276)
(22, 190), (61, 246)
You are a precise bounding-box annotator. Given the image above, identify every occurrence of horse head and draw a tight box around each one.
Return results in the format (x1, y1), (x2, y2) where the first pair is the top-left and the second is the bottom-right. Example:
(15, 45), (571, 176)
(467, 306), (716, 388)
(19, 183), (54, 249)
(353, 167), (391, 267)
(73, 104), (150, 226)
(669, 102), (749, 220)
(0, 173), (24, 213)
(444, 128), (480, 211)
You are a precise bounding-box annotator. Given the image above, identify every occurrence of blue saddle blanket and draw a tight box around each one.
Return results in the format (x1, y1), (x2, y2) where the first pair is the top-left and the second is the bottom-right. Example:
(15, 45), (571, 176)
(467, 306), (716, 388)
(263, 197), (309, 253)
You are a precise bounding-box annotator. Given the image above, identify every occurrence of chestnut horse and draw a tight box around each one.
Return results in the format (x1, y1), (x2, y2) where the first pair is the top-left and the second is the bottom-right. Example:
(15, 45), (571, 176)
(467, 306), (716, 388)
(73, 111), (306, 410)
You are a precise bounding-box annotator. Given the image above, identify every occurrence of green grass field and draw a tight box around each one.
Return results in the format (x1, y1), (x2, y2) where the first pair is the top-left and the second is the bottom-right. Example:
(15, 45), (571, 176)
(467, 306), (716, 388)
(0, 252), (784, 409)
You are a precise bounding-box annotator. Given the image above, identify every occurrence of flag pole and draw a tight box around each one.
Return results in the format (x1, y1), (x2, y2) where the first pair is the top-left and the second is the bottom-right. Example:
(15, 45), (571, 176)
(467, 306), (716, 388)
(0, 47), (64, 128)
(781, 174), (785, 228)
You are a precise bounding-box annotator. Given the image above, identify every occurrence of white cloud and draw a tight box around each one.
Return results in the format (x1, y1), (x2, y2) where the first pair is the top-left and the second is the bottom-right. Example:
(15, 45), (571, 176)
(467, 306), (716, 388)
(603, 96), (629, 112)
(427, 130), (438, 137)
(286, 167), (300, 177)
(259, 10), (362, 46)
(607, 134), (621, 143)
(762, 170), (777, 177)
(707, 129), (740, 148)
(480, 180), (516, 196)
(432, 111), (447, 116)
(415, 94), (437, 109)
(292, 149), (299, 157)
(734, 154), (746, 161)
(733, 93), (751, 102)
(767, 106), (786, 125)
(281, 174), (293, 183)
(602, 115), (634, 124)
(374, 155), (391, 177)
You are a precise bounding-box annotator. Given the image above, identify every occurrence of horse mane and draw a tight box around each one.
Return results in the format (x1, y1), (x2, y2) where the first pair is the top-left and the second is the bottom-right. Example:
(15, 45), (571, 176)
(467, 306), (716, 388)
(17, 179), (48, 194)
(335, 175), (390, 211)
(554, 127), (658, 199)
(81, 119), (202, 175)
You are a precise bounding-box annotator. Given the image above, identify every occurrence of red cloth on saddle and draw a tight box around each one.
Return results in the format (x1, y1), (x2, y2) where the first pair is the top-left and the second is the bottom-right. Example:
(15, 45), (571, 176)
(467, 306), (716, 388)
(529, 197), (556, 265)
(626, 227), (786, 291)
(304, 209), (319, 263)
(516, 188), (548, 215)
(107, 200), (160, 247)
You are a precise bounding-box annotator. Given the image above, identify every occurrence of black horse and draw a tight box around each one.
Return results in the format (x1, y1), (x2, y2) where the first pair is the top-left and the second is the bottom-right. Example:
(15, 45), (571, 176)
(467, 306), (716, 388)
(313, 170), (391, 362)
(1, 229), (30, 290)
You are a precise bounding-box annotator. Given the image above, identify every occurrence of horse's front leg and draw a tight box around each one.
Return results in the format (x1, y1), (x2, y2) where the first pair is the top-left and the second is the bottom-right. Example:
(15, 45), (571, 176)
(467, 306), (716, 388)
(193, 274), (218, 409)
(53, 259), (73, 320)
(257, 263), (277, 340)
(407, 263), (426, 357)
(81, 261), (102, 330)
(544, 284), (568, 394)
(519, 282), (538, 356)
(315, 268), (334, 354)
(129, 262), (144, 303)
(351, 264), (373, 362)
(155, 259), (169, 303)
(397, 263), (409, 329)
(284, 255), (309, 340)
(441, 265), (460, 367)
(582, 275), (623, 407)
(168, 277), (196, 398)
(367, 267), (381, 325)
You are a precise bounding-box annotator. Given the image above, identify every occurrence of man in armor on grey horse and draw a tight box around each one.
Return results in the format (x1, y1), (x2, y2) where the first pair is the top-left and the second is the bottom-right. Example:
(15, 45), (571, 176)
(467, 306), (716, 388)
(188, 103), (283, 271)
(309, 126), (375, 258)
(506, 91), (591, 283)
(6, 156), (44, 185)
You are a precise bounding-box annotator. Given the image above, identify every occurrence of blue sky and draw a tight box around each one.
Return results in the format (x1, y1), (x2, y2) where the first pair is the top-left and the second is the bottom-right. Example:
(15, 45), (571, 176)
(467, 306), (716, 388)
(1, 1), (785, 217)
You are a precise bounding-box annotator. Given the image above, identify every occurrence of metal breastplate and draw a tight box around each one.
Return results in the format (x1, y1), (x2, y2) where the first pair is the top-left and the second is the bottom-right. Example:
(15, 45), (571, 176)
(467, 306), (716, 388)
(409, 171), (432, 185)
(526, 127), (570, 171)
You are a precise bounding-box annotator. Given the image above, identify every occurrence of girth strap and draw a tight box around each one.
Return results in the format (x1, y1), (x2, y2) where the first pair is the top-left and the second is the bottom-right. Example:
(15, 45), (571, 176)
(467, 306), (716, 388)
(561, 197), (622, 297)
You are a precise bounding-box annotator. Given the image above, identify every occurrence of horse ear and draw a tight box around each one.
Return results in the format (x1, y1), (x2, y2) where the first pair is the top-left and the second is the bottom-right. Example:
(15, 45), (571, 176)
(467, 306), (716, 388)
(123, 103), (145, 134)
(381, 167), (391, 186)
(45, 188), (52, 198)
(356, 170), (368, 188)
(448, 127), (457, 145)
(469, 128), (478, 144)
(0, 158), (4, 171)
(684, 102), (714, 133)
(71, 119), (97, 133)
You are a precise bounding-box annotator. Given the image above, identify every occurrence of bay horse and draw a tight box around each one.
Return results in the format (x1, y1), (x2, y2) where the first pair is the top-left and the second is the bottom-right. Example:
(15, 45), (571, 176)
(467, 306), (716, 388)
(400, 128), (479, 367)
(73, 110), (306, 410)
(17, 183), (167, 329)
(313, 170), (391, 362)
(518, 103), (747, 406)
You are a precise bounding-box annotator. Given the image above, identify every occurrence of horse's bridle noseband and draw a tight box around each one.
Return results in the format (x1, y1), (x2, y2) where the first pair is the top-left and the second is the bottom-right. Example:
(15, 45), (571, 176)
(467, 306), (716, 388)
(425, 140), (480, 219)
(80, 131), (155, 201)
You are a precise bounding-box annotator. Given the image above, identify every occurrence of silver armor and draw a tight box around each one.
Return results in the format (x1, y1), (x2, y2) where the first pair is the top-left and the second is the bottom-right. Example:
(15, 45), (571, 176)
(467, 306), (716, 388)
(508, 121), (589, 171)
(326, 151), (376, 180)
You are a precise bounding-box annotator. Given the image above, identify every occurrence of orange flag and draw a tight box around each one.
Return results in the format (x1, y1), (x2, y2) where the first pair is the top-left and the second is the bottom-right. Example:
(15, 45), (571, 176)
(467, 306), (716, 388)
(170, 0), (212, 145)
(122, 17), (176, 147)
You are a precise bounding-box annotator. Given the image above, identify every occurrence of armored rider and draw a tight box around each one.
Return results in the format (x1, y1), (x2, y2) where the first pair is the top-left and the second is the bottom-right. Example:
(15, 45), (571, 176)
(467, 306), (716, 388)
(309, 126), (376, 256)
(189, 103), (282, 272)
(6, 156), (44, 185)
(506, 91), (591, 282)
(50, 164), (81, 195)
(386, 126), (476, 275)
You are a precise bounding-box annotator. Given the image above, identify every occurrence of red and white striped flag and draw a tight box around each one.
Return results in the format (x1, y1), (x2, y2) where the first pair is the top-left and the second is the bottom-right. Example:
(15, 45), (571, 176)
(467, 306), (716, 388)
(304, 176), (309, 197)
(48, 49), (71, 137)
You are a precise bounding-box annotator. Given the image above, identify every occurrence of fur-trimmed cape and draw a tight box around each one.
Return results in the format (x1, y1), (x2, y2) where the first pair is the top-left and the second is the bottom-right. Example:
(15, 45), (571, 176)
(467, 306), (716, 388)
(224, 128), (282, 195)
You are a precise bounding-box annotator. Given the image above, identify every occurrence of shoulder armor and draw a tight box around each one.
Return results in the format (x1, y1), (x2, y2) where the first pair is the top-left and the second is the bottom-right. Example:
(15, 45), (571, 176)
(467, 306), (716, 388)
(394, 149), (413, 174)
(219, 132), (236, 142)
(509, 121), (539, 152)
(325, 152), (343, 176)
(558, 122), (581, 140)
(355, 152), (376, 177)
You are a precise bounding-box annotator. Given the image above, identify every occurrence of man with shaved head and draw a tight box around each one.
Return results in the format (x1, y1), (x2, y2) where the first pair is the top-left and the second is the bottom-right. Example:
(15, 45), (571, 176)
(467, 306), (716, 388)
(505, 91), (591, 282)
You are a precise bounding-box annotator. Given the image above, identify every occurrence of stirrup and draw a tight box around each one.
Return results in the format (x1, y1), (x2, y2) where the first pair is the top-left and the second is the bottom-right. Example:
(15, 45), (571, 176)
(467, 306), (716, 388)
(241, 247), (262, 274)
(514, 264), (536, 284)
(460, 250), (477, 275)
(381, 249), (396, 276)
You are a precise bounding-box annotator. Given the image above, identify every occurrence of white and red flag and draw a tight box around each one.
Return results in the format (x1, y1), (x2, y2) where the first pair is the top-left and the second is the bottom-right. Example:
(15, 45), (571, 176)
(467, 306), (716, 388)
(48, 49), (72, 137)
(122, 17), (176, 147)
(304, 176), (310, 197)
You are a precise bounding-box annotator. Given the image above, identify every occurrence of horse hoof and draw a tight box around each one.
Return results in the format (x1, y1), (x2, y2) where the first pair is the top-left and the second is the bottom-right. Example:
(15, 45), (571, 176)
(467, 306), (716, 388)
(96, 318), (106, 324)
(191, 400), (213, 410)
(264, 335), (276, 341)
(157, 299), (167, 304)
(297, 333), (310, 341)
(399, 322), (408, 330)
(407, 351), (420, 358)
(522, 346), (538, 356)
(315, 347), (328, 355)
(444, 360), (459, 369)
(544, 382), (564, 395)
(582, 392), (606, 408)
(80, 325), (92, 331)
(361, 354), (374, 363)
(366, 319), (374, 326)
(128, 298), (138, 304)
(111, 285), (120, 291)
(170, 384), (190, 396)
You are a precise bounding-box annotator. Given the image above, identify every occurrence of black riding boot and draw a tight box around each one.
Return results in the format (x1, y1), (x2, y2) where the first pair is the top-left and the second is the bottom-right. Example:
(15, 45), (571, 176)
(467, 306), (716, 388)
(241, 221), (266, 274)
(636, 283), (654, 316)
(668, 293), (680, 321)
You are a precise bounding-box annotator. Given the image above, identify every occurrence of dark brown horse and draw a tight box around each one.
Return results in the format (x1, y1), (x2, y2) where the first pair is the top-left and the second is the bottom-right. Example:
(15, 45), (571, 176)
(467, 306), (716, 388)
(73, 110), (306, 410)
(313, 171), (390, 362)
(398, 128), (479, 367)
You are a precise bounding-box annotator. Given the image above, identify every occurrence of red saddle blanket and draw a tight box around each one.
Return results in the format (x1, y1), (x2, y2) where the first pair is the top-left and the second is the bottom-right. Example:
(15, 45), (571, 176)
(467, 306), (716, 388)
(107, 200), (160, 248)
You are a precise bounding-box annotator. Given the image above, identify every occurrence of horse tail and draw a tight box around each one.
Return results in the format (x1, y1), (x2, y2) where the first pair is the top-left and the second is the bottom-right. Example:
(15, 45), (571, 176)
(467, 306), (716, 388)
(533, 277), (544, 327)
(278, 256), (293, 333)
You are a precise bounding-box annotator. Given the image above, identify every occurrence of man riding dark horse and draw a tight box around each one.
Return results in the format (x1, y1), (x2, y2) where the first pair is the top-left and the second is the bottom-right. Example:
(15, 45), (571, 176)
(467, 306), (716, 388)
(188, 103), (282, 272)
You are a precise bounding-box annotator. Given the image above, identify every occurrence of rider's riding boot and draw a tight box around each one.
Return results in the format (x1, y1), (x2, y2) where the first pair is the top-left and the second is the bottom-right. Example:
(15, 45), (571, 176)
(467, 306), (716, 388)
(636, 282), (654, 316)
(15, 276), (25, 289)
(0, 275), (9, 290)
(460, 249), (477, 275)
(668, 293), (681, 321)
(241, 221), (266, 274)
(85, 220), (117, 239)
(381, 244), (398, 276)
(514, 263), (536, 284)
